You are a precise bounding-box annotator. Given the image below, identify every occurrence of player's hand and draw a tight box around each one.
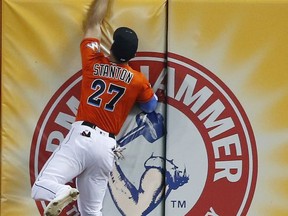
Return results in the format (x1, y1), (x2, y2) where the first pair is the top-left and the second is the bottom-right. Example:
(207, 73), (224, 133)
(113, 146), (126, 160)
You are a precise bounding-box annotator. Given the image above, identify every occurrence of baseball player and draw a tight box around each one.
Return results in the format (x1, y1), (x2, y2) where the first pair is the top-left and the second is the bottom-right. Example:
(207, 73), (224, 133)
(31, 0), (158, 215)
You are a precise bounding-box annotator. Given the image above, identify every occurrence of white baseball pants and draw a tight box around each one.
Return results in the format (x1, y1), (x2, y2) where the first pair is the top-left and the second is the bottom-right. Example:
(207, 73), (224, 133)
(31, 121), (116, 216)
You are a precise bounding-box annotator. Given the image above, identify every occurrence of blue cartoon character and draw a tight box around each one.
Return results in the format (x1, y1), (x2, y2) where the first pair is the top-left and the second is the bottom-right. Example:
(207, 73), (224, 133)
(108, 111), (190, 215)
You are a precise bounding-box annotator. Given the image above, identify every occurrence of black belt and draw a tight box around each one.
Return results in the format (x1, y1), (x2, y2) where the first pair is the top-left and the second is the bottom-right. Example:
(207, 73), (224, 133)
(81, 121), (115, 139)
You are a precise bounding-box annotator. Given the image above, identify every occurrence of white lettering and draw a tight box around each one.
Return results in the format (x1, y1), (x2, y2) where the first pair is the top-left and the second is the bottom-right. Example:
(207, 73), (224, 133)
(55, 112), (75, 130)
(66, 204), (80, 216)
(205, 207), (219, 216)
(212, 134), (242, 159)
(168, 69), (243, 183)
(174, 74), (213, 113)
(198, 99), (235, 138)
(167, 67), (176, 98)
(214, 160), (242, 182)
(46, 96), (79, 152)
(46, 131), (63, 152)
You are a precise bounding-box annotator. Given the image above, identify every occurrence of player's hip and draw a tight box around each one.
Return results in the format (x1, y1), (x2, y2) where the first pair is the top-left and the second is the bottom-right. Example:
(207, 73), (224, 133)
(70, 121), (116, 149)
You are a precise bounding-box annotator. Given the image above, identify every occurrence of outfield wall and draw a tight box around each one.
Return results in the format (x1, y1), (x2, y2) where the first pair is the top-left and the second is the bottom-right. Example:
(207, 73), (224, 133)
(2, 1), (288, 215)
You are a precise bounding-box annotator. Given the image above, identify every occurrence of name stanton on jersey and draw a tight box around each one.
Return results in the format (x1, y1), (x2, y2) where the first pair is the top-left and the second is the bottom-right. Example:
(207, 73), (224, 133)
(93, 63), (134, 84)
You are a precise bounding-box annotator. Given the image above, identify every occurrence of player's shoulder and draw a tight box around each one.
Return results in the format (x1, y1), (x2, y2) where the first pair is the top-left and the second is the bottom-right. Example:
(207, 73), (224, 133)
(125, 66), (143, 80)
(81, 38), (101, 51)
(126, 65), (141, 76)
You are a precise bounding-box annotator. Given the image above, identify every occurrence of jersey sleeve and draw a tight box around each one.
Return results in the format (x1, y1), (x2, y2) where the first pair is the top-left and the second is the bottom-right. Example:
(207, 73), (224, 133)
(138, 94), (158, 113)
(136, 74), (155, 103)
(80, 38), (103, 69)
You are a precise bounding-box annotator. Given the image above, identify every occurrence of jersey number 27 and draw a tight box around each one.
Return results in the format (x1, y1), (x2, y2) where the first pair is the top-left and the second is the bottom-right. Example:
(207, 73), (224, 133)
(87, 79), (126, 111)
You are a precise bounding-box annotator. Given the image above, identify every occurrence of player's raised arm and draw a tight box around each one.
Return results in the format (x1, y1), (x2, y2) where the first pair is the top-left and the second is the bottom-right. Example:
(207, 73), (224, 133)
(83, 0), (110, 39)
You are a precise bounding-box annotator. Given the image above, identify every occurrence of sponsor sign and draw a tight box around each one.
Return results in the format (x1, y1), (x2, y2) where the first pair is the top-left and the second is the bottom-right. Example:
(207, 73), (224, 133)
(30, 52), (257, 216)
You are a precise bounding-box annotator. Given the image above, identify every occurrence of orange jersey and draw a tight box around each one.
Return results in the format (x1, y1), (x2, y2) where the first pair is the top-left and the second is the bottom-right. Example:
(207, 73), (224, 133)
(76, 38), (154, 135)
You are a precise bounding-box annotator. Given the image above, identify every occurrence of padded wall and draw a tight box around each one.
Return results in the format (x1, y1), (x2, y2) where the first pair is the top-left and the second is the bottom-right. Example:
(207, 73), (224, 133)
(1, 0), (288, 215)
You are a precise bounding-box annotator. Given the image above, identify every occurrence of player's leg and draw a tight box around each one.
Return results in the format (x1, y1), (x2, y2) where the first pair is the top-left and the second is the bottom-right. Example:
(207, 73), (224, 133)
(32, 124), (87, 215)
(76, 136), (116, 216)
(31, 135), (82, 201)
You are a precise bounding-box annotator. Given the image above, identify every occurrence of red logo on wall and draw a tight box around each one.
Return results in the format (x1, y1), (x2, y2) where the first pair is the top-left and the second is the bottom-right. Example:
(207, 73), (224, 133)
(30, 52), (257, 215)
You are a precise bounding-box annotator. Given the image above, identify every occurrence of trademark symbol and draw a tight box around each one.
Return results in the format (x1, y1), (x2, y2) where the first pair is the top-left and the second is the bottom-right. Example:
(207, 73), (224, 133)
(171, 200), (186, 208)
